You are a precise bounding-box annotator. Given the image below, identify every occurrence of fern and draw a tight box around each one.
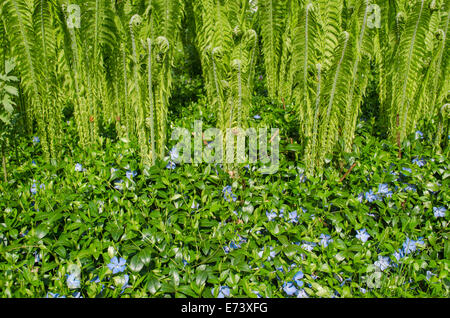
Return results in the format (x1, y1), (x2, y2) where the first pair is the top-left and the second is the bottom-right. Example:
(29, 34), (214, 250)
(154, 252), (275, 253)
(317, 0), (344, 72)
(291, 1), (319, 142)
(390, 0), (431, 142)
(317, 31), (354, 173)
(259, 0), (287, 99)
(342, 0), (375, 152)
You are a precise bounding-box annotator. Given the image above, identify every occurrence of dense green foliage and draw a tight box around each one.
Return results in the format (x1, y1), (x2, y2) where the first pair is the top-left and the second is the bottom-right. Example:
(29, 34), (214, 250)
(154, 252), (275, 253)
(1, 0), (448, 174)
(0, 0), (449, 298)
(0, 96), (449, 298)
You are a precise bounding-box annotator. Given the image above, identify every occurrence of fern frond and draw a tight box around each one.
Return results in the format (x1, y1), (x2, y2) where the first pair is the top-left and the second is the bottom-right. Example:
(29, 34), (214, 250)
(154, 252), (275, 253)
(291, 1), (319, 140)
(259, 0), (287, 99)
(318, 0), (344, 71)
(342, 0), (376, 152)
(317, 31), (355, 172)
(390, 0), (431, 141)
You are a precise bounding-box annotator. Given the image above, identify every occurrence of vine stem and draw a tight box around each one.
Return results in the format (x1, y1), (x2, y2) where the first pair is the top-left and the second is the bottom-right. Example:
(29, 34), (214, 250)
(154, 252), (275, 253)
(339, 162), (357, 183)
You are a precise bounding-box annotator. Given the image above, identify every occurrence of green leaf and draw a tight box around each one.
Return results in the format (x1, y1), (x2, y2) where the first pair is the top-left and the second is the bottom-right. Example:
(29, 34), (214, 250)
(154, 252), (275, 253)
(195, 271), (208, 287)
(424, 182), (439, 192)
(283, 245), (299, 259)
(170, 194), (182, 201)
(35, 224), (49, 239)
(147, 276), (161, 294)
(4, 60), (15, 74)
(178, 285), (197, 297)
(2, 96), (14, 114)
(4, 85), (18, 96)
(106, 223), (123, 242)
(129, 254), (144, 272)
(139, 247), (152, 265)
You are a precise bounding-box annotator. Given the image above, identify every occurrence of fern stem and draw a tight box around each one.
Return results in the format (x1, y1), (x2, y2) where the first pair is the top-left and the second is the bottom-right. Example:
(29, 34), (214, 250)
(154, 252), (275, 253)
(147, 38), (155, 166)
(398, 0), (425, 141)
(308, 63), (322, 176)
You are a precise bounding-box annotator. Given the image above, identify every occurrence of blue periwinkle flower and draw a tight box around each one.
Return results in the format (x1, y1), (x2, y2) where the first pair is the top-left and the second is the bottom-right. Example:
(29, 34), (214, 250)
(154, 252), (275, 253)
(297, 289), (309, 298)
(66, 273), (81, 289)
(319, 234), (332, 248)
(356, 228), (370, 243)
(215, 286), (231, 298)
(108, 256), (127, 274)
(276, 266), (285, 274)
(415, 131), (423, 140)
(415, 237), (425, 246)
(222, 185), (237, 202)
(403, 237), (416, 255)
(412, 158), (425, 167)
(301, 242), (315, 252)
(357, 193), (364, 203)
(266, 210), (277, 221)
(404, 184), (417, 192)
(253, 115), (261, 120)
(374, 255), (390, 271)
(433, 206), (446, 218)
(377, 184), (392, 197)
(402, 167), (412, 174)
(288, 210), (298, 223)
(392, 249), (404, 262)
(166, 161), (176, 170)
(365, 190), (379, 202)
(282, 282), (298, 296)
(126, 170), (137, 180)
(378, 183), (389, 194)
(33, 136), (40, 143)
(426, 271), (436, 281)
(31, 180), (38, 195)
(75, 163), (83, 172)
(293, 271), (304, 287)
(229, 241), (239, 249)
